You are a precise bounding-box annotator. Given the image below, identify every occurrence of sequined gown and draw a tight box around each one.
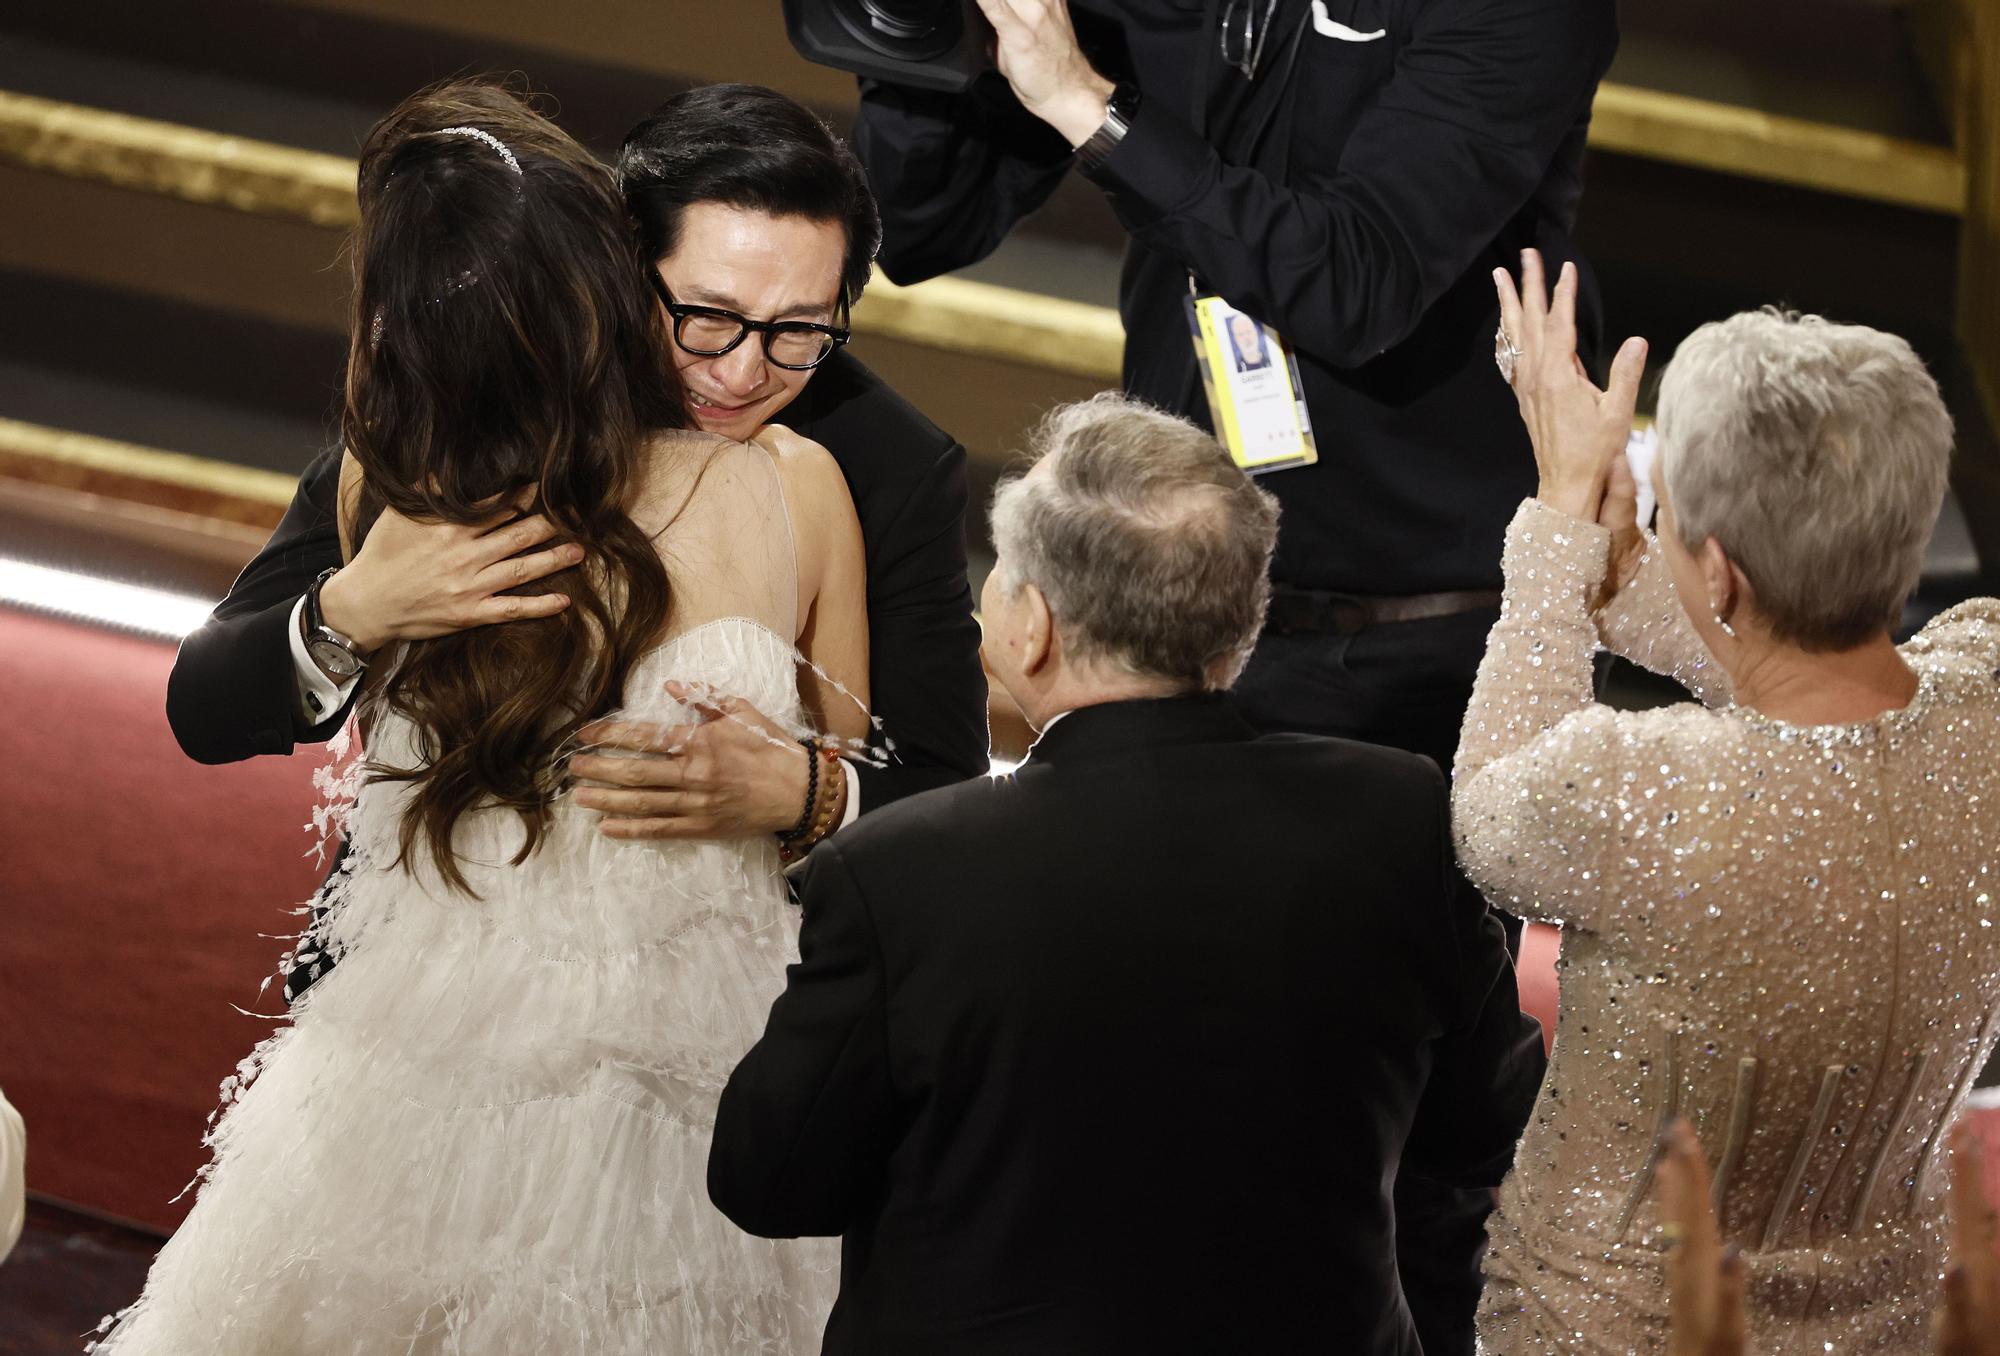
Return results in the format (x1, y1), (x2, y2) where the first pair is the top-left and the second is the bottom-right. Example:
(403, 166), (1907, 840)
(1455, 498), (2000, 1355)
(95, 435), (840, 1354)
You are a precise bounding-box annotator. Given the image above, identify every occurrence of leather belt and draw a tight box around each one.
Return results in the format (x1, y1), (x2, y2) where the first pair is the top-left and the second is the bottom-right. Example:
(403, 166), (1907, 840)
(1264, 587), (1503, 637)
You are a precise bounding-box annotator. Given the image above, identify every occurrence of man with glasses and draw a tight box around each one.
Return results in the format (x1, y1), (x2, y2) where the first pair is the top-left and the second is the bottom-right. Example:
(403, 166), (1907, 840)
(167, 83), (987, 996)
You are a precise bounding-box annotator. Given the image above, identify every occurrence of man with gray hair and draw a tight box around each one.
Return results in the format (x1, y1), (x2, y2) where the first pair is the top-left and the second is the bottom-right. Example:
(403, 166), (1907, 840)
(708, 394), (1544, 1355)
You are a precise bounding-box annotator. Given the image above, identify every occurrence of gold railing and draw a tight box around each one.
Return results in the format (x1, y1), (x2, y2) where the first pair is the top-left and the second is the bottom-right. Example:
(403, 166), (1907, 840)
(0, 416), (293, 529)
(0, 90), (1123, 382)
(1956, 0), (2000, 427)
(0, 82), (1975, 392)
(1588, 83), (1966, 216)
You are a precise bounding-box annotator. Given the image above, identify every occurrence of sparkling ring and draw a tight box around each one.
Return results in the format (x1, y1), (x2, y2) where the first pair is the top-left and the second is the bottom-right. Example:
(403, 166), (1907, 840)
(1495, 325), (1522, 385)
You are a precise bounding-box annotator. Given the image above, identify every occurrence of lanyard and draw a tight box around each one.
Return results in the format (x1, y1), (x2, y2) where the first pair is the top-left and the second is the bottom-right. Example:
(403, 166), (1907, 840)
(1192, 0), (1309, 145)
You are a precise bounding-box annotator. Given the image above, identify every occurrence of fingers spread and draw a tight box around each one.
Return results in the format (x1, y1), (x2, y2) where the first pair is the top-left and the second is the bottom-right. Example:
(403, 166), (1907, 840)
(497, 592), (569, 622)
(485, 514), (561, 557)
(481, 542), (581, 594)
(572, 787), (694, 817)
(1519, 249), (1549, 353)
(1493, 267), (1524, 351)
(1606, 336), (1650, 419)
(576, 719), (682, 754)
(568, 754), (690, 790)
(474, 591), (570, 627)
(662, 680), (744, 721)
(974, 0), (1024, 37)
(1547, 260), (1578, 366)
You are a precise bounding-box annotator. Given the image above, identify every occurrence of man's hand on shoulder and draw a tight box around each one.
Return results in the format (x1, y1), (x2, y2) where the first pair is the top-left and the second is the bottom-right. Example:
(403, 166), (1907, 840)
(319, 502), (582, 654)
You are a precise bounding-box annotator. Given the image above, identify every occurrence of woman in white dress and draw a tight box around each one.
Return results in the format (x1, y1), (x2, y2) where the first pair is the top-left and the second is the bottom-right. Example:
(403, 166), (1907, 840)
(97, 81), (866, 1354)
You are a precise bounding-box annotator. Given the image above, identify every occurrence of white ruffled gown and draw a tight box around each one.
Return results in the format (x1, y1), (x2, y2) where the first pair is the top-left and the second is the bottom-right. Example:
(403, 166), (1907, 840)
(97, 615), (839, 1354)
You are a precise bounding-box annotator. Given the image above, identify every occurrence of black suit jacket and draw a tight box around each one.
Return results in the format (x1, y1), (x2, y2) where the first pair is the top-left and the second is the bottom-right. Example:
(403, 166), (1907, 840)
(710, 695), (1545, 1355)
(165, 349), (989, 806)
(856, 0), (1616, 597)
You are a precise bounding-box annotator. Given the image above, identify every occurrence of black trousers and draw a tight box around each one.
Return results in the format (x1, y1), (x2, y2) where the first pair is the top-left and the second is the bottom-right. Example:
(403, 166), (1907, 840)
(1233, 605), (1531, 1356)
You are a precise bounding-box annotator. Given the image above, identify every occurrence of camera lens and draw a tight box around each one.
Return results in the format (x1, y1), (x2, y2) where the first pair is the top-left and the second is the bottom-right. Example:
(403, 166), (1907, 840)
(833, 0), (963, 58)
(859, 0), (943, 38)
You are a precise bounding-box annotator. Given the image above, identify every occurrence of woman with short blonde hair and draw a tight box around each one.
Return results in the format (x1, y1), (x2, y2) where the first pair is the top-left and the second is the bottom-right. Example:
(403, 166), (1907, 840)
(1459, 253), (2000, 1354)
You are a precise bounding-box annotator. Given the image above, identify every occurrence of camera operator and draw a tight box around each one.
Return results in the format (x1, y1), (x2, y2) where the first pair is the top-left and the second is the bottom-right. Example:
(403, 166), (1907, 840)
(852, 2), (1617, 1352)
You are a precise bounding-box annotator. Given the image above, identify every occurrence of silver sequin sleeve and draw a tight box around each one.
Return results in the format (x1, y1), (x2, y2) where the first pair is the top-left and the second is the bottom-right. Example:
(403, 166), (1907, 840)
(1453, 498), (1627, 929)
(1594, 535), (1735, 707)
(1453, 496), (2000, 1355)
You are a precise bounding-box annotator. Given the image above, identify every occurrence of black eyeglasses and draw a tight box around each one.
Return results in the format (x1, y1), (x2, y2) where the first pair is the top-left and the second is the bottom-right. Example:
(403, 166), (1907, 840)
(648, 273), (851, 372)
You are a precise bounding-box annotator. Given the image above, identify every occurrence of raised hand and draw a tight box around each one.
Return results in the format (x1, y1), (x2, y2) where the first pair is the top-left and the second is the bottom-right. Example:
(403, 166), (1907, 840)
(1592, 447), (1649, 613)
(569, 683), (816, 841)
(320, 500), (580, 654)
(1656, 1119), (1747, 1356)
(1493, 249), (1648, 522)
(974, 0), (1116, 147)
(1937, 1119), (2000, 1356)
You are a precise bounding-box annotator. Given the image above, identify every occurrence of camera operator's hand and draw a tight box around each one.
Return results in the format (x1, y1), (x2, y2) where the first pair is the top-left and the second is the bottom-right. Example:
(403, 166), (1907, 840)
(976, 0), (1115, 147)
(320, 502), (580, 655)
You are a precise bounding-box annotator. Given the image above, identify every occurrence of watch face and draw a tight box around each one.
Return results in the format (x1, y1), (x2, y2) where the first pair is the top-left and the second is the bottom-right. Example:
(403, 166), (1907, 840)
(309, 637), (362, 680)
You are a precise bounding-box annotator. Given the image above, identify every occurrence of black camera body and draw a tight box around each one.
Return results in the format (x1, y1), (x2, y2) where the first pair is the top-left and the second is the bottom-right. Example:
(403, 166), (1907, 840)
(781, 0), (990, 93)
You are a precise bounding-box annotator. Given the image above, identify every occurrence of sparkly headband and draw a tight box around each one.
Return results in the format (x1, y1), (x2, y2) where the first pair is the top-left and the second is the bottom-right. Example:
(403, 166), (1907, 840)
(433, 125), (521, 176)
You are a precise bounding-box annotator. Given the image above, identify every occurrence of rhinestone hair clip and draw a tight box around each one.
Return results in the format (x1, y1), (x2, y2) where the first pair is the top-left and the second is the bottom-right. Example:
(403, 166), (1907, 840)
(433, 126), (521, 176)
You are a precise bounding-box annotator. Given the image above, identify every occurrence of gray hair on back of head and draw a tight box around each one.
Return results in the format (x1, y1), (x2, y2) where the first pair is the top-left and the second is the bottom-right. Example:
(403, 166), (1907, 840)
(988, 392), (1280, 691)
(1657, 309), (1954, 651)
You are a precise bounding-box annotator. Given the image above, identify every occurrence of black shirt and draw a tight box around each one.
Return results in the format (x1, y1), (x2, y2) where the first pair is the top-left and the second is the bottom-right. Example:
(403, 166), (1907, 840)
(854, 0), (1618, 595)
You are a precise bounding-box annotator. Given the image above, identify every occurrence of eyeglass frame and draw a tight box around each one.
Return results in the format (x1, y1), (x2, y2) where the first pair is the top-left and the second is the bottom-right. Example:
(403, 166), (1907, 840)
(646, 271), (852, 372)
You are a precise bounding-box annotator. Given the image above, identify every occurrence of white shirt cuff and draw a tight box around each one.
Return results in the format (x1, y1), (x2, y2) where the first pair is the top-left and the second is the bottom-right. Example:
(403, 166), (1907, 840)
(837, 759), (861, 830)
(289, 595), (361, 726)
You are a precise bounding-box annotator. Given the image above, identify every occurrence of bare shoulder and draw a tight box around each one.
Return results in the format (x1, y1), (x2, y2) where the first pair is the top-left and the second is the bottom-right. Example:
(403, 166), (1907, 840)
(754, 425), (853, 519)
(754, 424), (842, 481)
(628, 428), (736, 527)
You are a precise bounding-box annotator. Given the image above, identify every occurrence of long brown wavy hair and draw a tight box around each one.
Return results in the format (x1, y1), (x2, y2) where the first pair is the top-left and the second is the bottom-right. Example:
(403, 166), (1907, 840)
(342, 80), (681, 893)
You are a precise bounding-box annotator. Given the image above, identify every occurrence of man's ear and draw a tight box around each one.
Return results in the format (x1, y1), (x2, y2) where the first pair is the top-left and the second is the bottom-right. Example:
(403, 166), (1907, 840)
(1020, 583), (1056, 678)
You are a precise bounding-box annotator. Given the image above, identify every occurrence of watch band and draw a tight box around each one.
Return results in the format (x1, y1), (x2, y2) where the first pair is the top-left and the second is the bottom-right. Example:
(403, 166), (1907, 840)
(1076, 82), (1141, 176)
(303, 566), (368, 682)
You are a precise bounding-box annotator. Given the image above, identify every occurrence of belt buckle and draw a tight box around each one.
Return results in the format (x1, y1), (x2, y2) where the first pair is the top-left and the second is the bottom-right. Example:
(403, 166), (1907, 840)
(1325, 596), (1369, 635)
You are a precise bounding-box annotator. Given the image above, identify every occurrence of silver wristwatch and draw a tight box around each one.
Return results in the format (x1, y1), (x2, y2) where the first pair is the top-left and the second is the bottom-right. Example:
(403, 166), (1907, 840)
(303, 566), (368, 682)
(1076, 82), (1142, 176)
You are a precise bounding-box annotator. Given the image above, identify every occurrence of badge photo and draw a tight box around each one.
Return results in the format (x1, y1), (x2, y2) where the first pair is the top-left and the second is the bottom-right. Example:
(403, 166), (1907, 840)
(1184, 293), (1319, 475)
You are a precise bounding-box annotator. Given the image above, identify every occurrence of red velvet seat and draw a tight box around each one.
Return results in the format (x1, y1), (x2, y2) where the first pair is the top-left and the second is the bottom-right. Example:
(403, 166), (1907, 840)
(0, 607), (324, 1231)
(4, 604), (1996, 1243)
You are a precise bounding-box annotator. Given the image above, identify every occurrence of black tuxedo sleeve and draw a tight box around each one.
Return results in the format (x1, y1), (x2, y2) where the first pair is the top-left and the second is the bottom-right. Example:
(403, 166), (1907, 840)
(1401, 784), (1546, 1190)
(852, 75), (1077, 284)
(851, 441), (989, 812)
(1079, 0), (1614, 367)
(166, 448), (350, 764)
(709, 841), (898, 1239)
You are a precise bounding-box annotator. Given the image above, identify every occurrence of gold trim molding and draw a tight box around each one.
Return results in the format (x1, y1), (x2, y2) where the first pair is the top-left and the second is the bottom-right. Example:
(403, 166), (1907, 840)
(0, 417), (296, 530)
(857, 272), (1124, 382)
(1590, 84), (1967, 217)
(0, 82), (1969, 388)
(0, 90), (357, 228)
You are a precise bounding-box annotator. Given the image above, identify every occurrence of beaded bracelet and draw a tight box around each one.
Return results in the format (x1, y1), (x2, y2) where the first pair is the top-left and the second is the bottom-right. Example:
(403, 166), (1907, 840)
(778, 739), (847, 864)
(776, 736), (819, 848)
